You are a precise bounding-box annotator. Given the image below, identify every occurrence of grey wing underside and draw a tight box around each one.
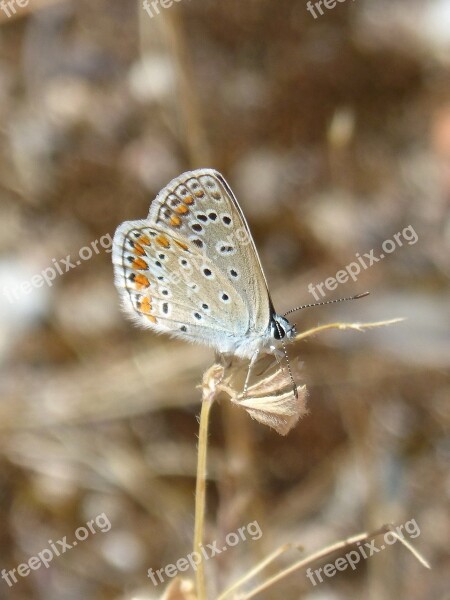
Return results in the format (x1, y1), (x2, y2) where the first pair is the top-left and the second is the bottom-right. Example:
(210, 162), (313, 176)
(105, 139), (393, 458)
(112, 169), (273, 354)
(148, 169), (273, 331)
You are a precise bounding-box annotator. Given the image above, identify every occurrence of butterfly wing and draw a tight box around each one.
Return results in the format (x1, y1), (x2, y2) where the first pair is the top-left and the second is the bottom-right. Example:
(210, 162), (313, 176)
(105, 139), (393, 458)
(112, 170), (273, 356)
(147, 169), (273, 332)
(113, 221), (249, 351)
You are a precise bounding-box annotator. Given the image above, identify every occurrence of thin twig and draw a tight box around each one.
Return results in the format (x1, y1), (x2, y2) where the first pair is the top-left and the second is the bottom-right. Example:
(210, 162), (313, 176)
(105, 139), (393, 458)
(235, 524), (430, 600)
(163, 5), (212, 166)
(216, 543), (298, 600)
(388, 530), (431, 569)
(294, 318), (404, 342)
(193, 398), (212, 600)
(193, 366), (221, 600)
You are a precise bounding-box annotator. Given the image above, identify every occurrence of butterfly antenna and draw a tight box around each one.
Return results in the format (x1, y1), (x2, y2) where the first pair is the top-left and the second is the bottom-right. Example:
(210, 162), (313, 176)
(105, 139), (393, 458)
(283, 292), (370, 317)
(274, 320), (298, 399)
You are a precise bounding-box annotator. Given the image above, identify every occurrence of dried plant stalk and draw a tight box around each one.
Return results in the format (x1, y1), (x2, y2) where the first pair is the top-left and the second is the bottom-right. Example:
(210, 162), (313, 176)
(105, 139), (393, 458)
(193, 365), (224, 600)
(215, 543), (296, 600)
(294, 318), (403, 341)
(233, 524), (430, 599)
(191, 318), (406, 599)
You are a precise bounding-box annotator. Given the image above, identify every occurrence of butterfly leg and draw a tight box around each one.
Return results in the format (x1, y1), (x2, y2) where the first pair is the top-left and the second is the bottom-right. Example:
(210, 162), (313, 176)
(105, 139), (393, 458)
(270, 340), (298, 400)
(242, 348), (260, 398)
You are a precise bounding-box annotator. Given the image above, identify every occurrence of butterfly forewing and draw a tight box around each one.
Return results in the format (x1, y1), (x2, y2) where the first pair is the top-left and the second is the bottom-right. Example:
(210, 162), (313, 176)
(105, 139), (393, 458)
(147, 169), (272, 333)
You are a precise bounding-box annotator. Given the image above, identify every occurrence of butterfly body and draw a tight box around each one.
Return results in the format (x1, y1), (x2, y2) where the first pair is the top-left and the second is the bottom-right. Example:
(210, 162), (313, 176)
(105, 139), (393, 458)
(112, 169), (295, 360)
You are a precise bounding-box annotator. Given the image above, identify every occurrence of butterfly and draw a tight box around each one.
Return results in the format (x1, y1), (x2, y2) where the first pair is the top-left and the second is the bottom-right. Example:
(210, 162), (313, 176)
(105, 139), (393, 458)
(112, 169), (297, 393)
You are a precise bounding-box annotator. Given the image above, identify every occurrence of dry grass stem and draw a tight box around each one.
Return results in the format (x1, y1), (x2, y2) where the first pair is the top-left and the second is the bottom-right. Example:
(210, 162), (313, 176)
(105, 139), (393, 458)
(216, 543), (298, 600)
(294, 318), (405, 342)
(192, 318), (412, 598)
(235, 524), (430, 600)
(193, 365), (224, 600)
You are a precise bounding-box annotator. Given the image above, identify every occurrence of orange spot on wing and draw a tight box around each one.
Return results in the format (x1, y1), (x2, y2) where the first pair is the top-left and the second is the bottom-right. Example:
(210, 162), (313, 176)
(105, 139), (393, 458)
(132, 257), (148, 270)
(137, 235), (151, 246)
(183, 195), (194, 205)
(170, 215), (181, 227)
(195, 190), (205, 198)
(175, 204), (189, 215)
(147, 315), (157, 324)
(155, 235), (170, 248)
(174, 240), (189, 251)
(134, 243), (145, 256)
(140, 297), (152, 313)
(134, 274), (150, 289)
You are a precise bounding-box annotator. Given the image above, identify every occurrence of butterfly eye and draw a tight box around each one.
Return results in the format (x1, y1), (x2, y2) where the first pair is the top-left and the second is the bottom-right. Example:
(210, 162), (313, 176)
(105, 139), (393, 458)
(271, 316), (293, 340)
(273, 324), (286, 340)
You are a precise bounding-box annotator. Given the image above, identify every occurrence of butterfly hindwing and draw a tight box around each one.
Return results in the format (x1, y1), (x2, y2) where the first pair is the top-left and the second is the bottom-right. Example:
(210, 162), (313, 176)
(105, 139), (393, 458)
(112, 220), (252, 349)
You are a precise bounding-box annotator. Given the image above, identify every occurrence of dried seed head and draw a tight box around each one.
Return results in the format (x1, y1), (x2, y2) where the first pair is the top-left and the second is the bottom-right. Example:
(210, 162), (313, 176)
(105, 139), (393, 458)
(204, 352), (307, 436)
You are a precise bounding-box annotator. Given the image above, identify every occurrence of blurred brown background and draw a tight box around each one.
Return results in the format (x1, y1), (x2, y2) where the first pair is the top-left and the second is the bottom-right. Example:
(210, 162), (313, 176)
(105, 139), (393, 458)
(0, 0), (449, 598)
